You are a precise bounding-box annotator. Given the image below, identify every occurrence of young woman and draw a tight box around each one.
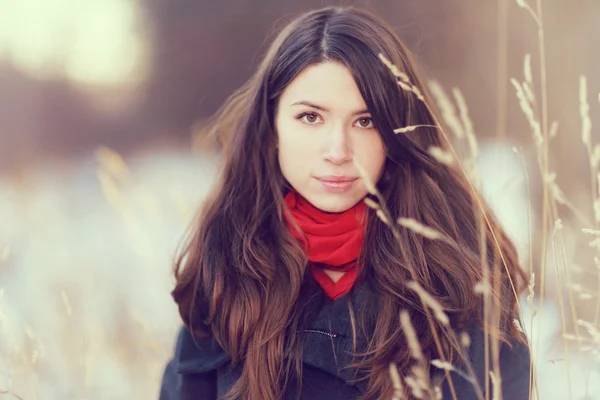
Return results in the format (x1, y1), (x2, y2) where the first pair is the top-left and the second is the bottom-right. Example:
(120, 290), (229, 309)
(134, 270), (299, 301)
(159, 6), (530, 400)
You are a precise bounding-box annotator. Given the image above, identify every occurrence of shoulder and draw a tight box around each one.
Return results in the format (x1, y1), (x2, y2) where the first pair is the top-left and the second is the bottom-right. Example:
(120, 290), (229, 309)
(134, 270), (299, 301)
(439, 321), (531, 400)
(171, 325), (231, 373)
(463, 321), (530, 371)
(159, 325), (231, 400)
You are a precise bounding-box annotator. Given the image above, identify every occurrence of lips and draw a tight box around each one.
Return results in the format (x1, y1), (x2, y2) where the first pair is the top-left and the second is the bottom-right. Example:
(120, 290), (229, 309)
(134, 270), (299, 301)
(316, 176), (358, 183)
(315, 176), (358, 192)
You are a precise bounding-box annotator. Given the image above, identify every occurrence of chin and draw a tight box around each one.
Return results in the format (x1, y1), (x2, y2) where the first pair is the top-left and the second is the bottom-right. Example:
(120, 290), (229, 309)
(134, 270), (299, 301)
(308, 194), (359, 213)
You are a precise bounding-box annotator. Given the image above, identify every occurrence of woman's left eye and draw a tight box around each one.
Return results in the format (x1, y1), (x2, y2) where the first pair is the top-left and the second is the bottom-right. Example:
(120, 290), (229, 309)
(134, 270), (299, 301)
(355, 117), (374, 129)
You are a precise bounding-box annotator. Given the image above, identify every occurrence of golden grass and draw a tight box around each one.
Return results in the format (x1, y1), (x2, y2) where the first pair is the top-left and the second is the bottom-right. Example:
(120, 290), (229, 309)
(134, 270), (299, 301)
(378, 2), (600, 398)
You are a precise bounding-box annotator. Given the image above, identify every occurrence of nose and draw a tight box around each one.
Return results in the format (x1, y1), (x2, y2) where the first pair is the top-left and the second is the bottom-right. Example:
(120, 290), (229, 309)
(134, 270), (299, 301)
(323, 124), (352, 165)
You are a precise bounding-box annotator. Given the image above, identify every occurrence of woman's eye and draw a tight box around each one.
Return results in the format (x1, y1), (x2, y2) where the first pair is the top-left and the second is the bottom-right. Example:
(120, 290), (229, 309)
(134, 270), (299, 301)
(355, 117), (374, 129)
(299, 112), (322, 124)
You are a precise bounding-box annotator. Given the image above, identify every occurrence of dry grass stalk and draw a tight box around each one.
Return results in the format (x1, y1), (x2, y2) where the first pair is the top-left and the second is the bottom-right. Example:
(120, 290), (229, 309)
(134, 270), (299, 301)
(595, 196), (600, 224)
(406, 281), (449, 326)
(554, 219), (563, 233)
(591, 144), (600, 170)
(376, 209), (392, 226)
(452, 88), (478, 159)
(398, 81), (425, 102)
(390, 363), (402, 400)
(410, 365), (428, 385)
(426, 82), (483, 195)
(400, 310), (425, 362)
(431, 359), (475, 383)
(549, 120), (559, 139)
(595, 179), (600, 231)
(407, 364), (432, 399)
(378, 53), (410, 83)
(549, 182), (567, 205)
(353, 159), (377, 196)
(474, 280), (489, 295)
(511, 8), (553, 398)
(389, 363), (406, 400)
(460, 332), (471, 349)
(428, 81), (464, 139)
(562, 333), (582, 341)
(544, 172), (567, 205)
(404, 375), (424, 399)
(523, 82), (536, 106)
(397, 218), (443, 240)
(378, 53), (425, 105)
(363, 197), (380, 210)
(567, 283), (596, 302)
(513, 319), (525, 333)
(515, 0), (541, 26)
(582, 228), (600, 236)
(489, 371), (501, 400)
(526, 267), (537, 369)
(394, 125), (437, 134)
(511, 78), (543, 149)
(589, 237), (600, 250)
(577, 320), (600, 343)
(429, 146), (454, 166)
(527, 272), (535, 306)
(579, 76), (592, 150)
(430, 359), (454, 372)
(524, 54), (533, 86)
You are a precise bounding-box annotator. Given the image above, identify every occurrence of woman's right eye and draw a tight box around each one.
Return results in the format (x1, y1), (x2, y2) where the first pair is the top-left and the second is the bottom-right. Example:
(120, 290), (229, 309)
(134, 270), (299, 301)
(298, 112), (323, 124)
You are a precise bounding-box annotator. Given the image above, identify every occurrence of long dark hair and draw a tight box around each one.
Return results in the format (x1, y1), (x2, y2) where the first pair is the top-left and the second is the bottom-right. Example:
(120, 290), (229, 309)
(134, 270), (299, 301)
(172, 6), (528, 400)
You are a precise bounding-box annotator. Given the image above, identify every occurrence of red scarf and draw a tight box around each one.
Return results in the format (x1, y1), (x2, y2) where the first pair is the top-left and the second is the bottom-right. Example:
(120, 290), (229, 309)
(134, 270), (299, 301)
(283, 191), (366, 300)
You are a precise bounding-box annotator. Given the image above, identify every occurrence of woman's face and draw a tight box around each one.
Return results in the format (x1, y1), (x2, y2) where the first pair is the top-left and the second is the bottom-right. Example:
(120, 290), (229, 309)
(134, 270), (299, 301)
(275, 61), (387, 213)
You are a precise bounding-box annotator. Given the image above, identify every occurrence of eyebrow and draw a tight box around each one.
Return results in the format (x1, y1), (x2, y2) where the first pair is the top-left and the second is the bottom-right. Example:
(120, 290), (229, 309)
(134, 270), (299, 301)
(290, 101), (370, 116)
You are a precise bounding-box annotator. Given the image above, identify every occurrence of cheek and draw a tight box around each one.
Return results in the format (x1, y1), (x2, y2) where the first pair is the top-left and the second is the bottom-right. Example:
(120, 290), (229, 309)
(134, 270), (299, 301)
(355, 134), (387, 180)
(276, 119), (314, 176)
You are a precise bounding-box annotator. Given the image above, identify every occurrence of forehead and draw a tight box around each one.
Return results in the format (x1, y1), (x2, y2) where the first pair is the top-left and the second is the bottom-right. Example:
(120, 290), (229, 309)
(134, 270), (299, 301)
(279, 61), (368, 110)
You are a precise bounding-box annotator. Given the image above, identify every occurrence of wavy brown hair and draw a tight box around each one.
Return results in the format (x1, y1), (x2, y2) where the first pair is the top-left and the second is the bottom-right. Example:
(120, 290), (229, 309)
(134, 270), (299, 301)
(172, 6), (528, 400)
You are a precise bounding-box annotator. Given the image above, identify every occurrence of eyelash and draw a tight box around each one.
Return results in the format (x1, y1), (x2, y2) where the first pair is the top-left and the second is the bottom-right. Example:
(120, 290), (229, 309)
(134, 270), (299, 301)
(296, 112), (375, 129)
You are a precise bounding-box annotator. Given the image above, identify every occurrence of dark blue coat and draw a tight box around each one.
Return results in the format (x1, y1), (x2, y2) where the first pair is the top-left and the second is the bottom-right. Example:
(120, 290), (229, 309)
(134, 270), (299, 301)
(159, 279), (530, 399)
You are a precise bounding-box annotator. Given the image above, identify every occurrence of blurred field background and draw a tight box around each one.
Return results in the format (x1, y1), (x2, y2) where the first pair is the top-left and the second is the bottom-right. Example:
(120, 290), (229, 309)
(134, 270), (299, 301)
(1, 0), (599, 399)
